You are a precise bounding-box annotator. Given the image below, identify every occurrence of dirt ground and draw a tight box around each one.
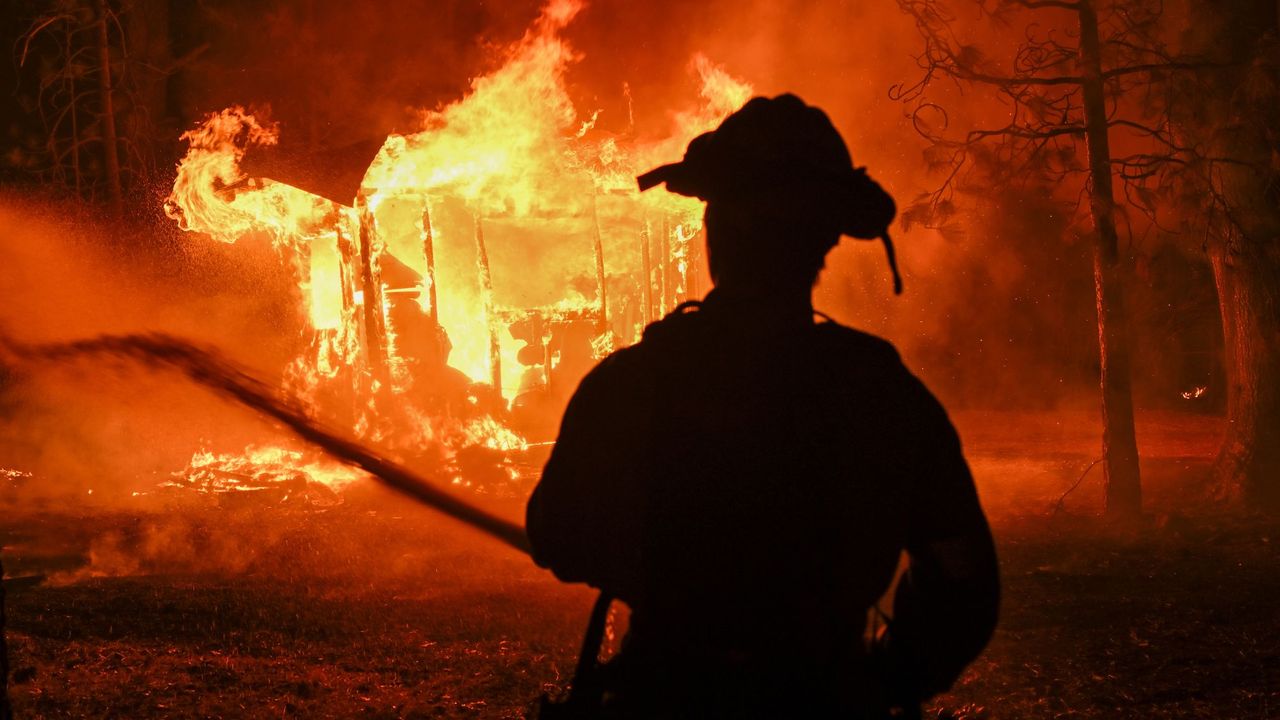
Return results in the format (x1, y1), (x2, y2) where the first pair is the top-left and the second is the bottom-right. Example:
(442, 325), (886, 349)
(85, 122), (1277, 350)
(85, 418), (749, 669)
(2, 409), (1278, 719)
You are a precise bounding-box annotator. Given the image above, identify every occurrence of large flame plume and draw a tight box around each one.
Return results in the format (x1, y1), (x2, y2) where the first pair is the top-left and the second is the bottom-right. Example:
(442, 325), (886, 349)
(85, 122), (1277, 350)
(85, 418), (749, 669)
(162, 0), (752, 496)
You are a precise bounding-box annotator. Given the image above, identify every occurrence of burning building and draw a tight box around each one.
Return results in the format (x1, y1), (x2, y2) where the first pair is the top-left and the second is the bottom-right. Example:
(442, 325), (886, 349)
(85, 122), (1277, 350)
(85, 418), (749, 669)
(159, 1), (750, 494)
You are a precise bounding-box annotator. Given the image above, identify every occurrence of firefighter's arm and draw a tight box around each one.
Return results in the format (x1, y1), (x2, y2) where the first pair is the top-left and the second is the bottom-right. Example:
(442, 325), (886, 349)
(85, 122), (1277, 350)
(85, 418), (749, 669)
(881, 375), (1000, 704)
(888, 524), (999, 702)
(526, 352), (649, 602)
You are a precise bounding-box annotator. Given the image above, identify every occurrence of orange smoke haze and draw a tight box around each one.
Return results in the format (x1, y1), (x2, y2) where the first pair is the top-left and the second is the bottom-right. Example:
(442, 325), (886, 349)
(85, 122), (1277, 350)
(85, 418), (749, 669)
(0, 196), (313, 498)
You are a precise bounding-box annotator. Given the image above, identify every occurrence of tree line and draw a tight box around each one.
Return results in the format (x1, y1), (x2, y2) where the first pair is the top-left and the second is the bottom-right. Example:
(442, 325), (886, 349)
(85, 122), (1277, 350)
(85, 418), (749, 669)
(895, 0), (1280, 515)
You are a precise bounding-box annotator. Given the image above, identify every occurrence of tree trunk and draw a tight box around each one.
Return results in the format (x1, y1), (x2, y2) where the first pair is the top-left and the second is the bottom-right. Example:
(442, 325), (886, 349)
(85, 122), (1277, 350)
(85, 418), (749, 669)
(94, 0), (123, 216)
(1, 551), (11, 720)
(1209, 237), (1280, 508)
(1180, 0), (1280, 509)
(65, 23), (81, 198)
(1078, 0), (1142, 517)
(122, 0), (175, 185)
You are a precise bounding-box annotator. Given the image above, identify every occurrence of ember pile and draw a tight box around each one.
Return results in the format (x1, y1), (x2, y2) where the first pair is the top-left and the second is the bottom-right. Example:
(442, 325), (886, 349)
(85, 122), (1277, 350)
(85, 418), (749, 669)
(160, 446), (353, 508)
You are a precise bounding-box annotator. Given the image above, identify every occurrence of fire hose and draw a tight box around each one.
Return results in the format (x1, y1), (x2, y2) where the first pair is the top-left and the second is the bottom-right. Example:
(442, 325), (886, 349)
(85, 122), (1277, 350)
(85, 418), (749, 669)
(0, 332), (531, 553)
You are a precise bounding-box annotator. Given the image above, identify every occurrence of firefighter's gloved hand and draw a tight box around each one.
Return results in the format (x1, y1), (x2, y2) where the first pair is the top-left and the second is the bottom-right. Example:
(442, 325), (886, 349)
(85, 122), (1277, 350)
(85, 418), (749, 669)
(868, 624), (944, 713)
(877, 535), (1001, 708)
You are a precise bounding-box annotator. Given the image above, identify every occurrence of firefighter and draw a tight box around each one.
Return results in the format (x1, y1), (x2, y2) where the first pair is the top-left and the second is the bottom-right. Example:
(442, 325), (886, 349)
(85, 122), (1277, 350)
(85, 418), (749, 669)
(527, 94), (999, 718)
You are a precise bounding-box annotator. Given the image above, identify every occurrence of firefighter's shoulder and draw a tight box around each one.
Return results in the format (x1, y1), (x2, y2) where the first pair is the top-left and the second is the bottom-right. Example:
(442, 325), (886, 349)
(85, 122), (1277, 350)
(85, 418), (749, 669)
(812, 318), (904, 368)
(566, 338), (658, 403)
(638, 300), (705, 344)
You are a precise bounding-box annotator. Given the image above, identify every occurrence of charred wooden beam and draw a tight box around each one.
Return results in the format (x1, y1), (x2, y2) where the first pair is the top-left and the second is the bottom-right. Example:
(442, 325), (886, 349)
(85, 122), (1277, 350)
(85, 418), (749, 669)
(660, 217), (671, 316)
(675, 223), (701, 303)
(328, 209), (360, 424)
(589, 192), (609, 335)
(356, 192), (390, 386)
(641, 219), (653, 324)
(474, 213), (502, 394)
(421, 199), (439, 323)
(687, 224), (703, 300)
(675, 223), (688, 303)
(334, 210), (357, 316)
(543, 325), (554, 395)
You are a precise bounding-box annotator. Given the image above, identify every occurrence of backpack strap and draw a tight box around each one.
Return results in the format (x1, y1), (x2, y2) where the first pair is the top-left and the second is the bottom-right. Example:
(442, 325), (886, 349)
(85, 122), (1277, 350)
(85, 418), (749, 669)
(572, 592), (615, 700)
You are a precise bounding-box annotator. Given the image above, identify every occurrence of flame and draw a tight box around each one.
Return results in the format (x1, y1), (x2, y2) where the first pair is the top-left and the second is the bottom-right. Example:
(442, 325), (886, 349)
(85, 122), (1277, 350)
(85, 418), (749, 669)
(163, 107), (338, 250)
(361, 1), (583, 211)
(163, 0), (754, 496)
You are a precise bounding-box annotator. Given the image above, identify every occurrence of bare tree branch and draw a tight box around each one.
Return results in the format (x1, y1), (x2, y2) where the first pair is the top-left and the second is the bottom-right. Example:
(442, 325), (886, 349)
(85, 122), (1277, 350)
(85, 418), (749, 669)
(1104, 60), (1240, 79)
(1008, 0), (1081, 9)
(966, 124), (1086, 142)
(958, 69), (1084, 86)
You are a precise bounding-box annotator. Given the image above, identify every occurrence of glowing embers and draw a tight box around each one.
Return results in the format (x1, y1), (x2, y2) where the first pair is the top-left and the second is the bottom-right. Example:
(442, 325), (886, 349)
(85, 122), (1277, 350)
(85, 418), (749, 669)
(2, 468), (33, 490)
(166, 445), (362, 508)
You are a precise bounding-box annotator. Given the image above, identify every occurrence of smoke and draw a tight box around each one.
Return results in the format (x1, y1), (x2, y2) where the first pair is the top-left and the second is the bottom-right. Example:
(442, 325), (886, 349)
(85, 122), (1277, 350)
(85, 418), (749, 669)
(38, 499), (526, 585)
(48, 513), (288, 584)
(0, 329), (529, 551)
(0, 193), (309, 499)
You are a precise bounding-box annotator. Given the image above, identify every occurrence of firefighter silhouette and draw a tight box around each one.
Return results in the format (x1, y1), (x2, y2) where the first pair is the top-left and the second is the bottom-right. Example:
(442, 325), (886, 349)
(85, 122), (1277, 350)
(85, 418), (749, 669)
(528, 94), (999, 718)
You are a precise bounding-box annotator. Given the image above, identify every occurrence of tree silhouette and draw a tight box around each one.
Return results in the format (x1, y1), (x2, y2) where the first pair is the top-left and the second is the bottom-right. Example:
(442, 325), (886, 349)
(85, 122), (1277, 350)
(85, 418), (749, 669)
(13, 0), (174, 215)
(894, 0), (1234, 518)
(1169, 0), (1280, 509)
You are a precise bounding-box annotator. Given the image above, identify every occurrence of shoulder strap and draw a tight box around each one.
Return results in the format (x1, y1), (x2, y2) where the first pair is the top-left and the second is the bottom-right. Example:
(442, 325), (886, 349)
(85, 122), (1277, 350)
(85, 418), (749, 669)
(544, 305), (700, 716)
(538, 593), (613, 718)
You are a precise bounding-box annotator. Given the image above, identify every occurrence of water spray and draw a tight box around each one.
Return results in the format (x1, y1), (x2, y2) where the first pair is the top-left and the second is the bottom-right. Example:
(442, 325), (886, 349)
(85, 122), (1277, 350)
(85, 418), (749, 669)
(0, 332), (531, 555)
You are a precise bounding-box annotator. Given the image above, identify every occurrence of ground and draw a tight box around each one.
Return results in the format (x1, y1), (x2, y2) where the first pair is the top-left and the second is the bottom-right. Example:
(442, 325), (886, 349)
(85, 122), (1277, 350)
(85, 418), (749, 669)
(2, 410), (1279, 719)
